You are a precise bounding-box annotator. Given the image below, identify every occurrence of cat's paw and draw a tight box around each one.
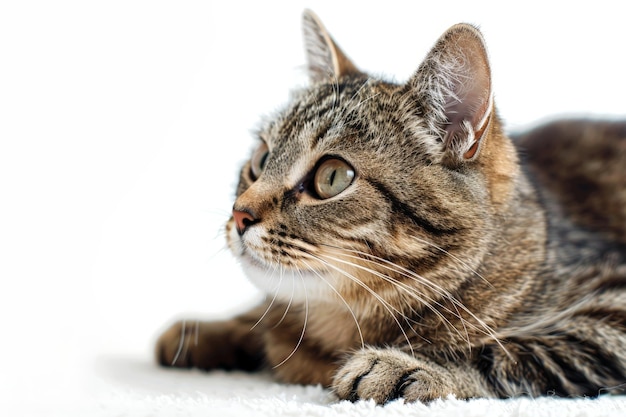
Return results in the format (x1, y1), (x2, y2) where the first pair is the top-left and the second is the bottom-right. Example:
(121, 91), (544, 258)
(332, 347), (456, 404)
(155, 319), (264, 371)
(156, 320), (207, 368)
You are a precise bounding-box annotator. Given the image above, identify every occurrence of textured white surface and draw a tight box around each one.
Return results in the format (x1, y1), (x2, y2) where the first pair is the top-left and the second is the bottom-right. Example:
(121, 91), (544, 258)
(29, 356), (626, 416)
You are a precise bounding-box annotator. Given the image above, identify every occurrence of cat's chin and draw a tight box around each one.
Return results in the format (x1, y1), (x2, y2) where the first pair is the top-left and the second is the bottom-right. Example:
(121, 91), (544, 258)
(237, 252), (335, 303)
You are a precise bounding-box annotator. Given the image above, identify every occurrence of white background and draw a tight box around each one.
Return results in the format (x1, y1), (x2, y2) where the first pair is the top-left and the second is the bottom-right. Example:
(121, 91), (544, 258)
(1, 0), (625, 412)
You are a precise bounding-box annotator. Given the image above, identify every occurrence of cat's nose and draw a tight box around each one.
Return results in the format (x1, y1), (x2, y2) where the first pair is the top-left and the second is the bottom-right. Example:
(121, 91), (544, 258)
(232, 209), (258, 235)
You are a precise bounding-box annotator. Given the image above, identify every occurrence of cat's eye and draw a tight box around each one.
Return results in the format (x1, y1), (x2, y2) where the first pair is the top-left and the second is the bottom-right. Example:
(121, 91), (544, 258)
(250, 142), (269, 179)
(314, 158), (355, 199)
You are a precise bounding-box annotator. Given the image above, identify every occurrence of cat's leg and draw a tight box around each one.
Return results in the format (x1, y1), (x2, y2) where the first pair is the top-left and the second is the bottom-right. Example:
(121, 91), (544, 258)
(332, 347), (490, 404)
(155, 305), (266, 372)
(477, 325), (626, 398)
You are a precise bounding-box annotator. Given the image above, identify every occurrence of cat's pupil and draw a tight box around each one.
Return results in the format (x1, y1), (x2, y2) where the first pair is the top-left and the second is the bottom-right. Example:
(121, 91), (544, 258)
(329, 170), (336, 186)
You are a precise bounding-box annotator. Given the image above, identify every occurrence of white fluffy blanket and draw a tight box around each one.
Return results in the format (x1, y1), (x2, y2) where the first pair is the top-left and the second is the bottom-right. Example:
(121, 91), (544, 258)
(5, 351), (626, 416)
(60, 356), (626, 416)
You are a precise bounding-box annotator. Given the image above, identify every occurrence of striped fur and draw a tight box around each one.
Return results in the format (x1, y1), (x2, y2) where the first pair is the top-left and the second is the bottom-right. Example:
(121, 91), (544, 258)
(156, 11), (626, 403)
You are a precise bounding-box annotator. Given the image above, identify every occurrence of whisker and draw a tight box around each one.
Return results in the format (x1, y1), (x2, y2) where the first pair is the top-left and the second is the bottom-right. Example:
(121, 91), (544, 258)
(411, 235), (493, 289)
(322, 247), (465, 315)
(301, 258), (365, 348)
(171, 319), (187, 365)
(320, 252), (461, 344)
(273, 269), (309, 368)
(273, 264), (295, 329)
(319, 243), (509, 357)
(179, 319), (196, 363)
(250, 261), (283, 331)
(271, 236), (509, 359)
(307, 252), (416, 357)
(327, 246), (484, 320)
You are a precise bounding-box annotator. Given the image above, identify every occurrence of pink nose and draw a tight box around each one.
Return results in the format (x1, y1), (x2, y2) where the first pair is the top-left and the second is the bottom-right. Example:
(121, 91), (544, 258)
(232, 209), (257, 235)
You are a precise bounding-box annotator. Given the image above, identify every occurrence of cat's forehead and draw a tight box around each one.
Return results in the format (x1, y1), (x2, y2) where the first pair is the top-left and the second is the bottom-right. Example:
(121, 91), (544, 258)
(262, 77), (404, 150)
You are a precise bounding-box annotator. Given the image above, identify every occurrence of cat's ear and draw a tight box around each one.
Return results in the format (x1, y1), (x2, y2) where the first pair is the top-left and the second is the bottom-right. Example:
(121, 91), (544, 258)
(302, 10), (360, 83)
(410, 23), (493, 164)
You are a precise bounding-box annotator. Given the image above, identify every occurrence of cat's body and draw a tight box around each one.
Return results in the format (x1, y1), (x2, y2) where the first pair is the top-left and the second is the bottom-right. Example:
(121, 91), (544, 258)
(156, 11), (626, 403)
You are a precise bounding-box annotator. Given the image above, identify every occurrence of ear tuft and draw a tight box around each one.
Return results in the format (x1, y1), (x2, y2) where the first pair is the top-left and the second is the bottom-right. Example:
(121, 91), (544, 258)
(302, 10), (360, 84)
(410, 23), (493, 164)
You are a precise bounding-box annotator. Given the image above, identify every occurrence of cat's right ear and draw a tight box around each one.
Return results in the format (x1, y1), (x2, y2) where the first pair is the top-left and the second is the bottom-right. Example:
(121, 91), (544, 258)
(409, 24), (493, 165)
(302, 10), (360, 83)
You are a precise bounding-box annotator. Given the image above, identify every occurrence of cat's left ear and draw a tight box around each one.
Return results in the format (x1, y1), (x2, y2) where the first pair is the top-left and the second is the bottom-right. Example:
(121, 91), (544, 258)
(410, 24), (493, 164)
(302, 10), (361, 83)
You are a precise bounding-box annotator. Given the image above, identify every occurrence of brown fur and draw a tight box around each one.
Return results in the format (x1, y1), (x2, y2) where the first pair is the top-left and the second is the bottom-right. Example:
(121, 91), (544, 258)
(516, 119), (626, 244)
(156, 10), (626, 403)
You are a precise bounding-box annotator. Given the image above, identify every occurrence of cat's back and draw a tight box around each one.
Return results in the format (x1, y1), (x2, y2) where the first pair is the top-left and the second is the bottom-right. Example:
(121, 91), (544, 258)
(514, 119), (626, 245)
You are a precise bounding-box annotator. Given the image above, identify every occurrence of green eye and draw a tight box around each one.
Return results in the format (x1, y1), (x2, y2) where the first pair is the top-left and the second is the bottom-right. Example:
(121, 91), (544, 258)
(250, 142), (269, 179)
(314, 158), (355, 199)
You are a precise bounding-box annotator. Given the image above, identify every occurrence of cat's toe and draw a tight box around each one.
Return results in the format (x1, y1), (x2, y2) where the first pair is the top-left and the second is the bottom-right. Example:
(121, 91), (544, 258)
(333, 349), (383, 402)
(332, 348), (415, 404)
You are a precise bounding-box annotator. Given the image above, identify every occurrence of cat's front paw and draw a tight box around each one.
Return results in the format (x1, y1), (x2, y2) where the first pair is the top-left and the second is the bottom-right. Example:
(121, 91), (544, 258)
(156, 318), (264, 372)
(156, 320), (207, 369)
(332, 347), (456, 404)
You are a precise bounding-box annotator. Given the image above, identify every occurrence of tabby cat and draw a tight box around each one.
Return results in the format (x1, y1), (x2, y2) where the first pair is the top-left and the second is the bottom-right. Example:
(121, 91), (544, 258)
(156, 10), (626, 403)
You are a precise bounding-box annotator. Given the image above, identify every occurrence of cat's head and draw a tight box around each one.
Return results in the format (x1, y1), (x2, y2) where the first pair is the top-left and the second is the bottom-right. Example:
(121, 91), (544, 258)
(226, 11), (519, 310)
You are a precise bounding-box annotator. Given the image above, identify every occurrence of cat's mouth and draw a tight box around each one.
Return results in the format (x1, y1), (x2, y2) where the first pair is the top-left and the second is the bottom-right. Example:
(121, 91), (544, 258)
(226, 217), (340, 301)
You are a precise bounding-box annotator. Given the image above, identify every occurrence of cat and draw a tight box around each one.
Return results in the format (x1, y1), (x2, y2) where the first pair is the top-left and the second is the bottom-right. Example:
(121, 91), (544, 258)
(155, 10), (626, 403)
